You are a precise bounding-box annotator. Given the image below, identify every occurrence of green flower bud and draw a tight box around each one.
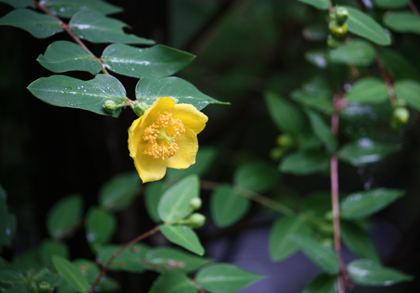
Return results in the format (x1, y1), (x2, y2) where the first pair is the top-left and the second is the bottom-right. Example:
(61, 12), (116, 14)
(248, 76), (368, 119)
(103, 99), (118, 113)
(277, 133), (294, 148)
(39, 282), (54, 293)
(335, 7), (349, 25)
(133, 101), (150, 117)
(329, 22), (347, 39)
(393, 107), (410, 125)
(185, 213), (206, 229)
(270, 148), (284, 160)
(189, 198), (202, 210)
(327, 34), (340, 49)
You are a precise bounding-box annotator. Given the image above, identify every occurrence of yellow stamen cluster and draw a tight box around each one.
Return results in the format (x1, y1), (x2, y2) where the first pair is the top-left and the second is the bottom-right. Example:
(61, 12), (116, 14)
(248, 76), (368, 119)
(143, 112), (185, 159)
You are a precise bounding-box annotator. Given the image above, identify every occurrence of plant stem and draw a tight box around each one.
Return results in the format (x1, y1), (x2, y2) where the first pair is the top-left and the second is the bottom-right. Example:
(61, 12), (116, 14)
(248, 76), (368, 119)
(200, 180), (295, 215)
(32, 0), (110, 74)
(409, 1), (419, 15)
(89, 226), (161, 293)
(375, 55), (396, 107)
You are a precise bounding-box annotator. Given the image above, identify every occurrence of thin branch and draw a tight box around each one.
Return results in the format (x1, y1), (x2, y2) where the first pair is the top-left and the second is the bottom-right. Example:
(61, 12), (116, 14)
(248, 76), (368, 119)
(409, 1), (419, 15)
(89, 226), (161, 293)
(375, 55), (396, 106)
(32, 0), (110, 74)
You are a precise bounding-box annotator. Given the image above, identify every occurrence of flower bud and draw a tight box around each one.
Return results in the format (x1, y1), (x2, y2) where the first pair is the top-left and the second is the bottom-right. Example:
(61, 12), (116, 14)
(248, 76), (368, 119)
(277, 133), (294, 149)
(329, 22), (347, 39)
(189, 198), (202, 210)
(103, 99), (118, 113)
(393, 106), (410, 125)
(270, 148), (284, 160)
(335, 7), (349, 25)
(327, 34), (340, 49)
(39, 282), (54, 293)
(185, 213), (206, 229)
(133, 101), (150, 117)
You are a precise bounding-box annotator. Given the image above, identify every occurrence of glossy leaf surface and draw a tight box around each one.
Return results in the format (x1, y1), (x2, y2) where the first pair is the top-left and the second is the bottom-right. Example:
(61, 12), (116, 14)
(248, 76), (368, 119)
(135, 77), (227, 110)
(280, 150), (330, 175)
(196, 264), (265, 293)
(0, 9), (63, 38)
(292, 235), (340, 275)
(47, 194), (83, 239)
(52, 256), (90, 293)
(97, 244), (149, 273)
(102, 43), (195, 78)
(329, 39), (375, 66)
(0, 0), (33, 8)
(148, 271), (196, 293)
(42, 0), (123, 18)
(144, 181), (169, 223)
(348, 259), (413, 286)
(158, 175), (199, 223)
(27, 74), (127, 117)
(37, 41), (101, 75)
(341, 6), (391, 45)
(340, 188), (405, 219)
(69, 10), (155, 44)
(234, 161), (279, 193)
(339, 138), (397, 167)
(384, 12), (420, 35)
(159, 224), (204, 256)
(269, 215), (311, 262)
(394, 79), (420, 111)
(0, 186), (16, 247)
(210, 184), (250, 228)
(99, 171), (141, 211)
(306, 109), (336, 153)
(346, 78), (388, 104)
(374, 0), (409, 8)
(302, 274), (337, 293)
(297, 0), (329, 10)
(86, 207), (117, 250)
(145, 247), (210, 273)
(265, 91), (305, 134)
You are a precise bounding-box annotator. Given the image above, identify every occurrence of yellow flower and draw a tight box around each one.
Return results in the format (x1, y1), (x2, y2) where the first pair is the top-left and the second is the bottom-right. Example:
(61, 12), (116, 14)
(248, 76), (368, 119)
(128, 97), (208, 183)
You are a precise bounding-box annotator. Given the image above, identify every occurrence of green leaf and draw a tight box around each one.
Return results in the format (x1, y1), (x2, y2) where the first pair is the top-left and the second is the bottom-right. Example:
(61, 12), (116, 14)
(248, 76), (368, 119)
(47, 194), (83, 239)
(159, 224), (204, 256)
(135, 77), (228, 111)
(346, 78), (389, 104)
(339, 138), (398, 167)
(0, 0), (33, 8)
(340, 188), (405, 219)
(42, 0), (123, 18)
(145, 247), (211, 273)
(380, 48), (420, 81)
(145, 181), (169, 223)
(291, 90), (333, 115)
(394, 79), (420, 111)
(304, 49), (329, 69)
(234, 161), (279, 193)
(40, 240), (69, 267)
(158, 175), (199, 223)
(86, 207), (117, 250)
(27, 74), (127, 118)
(302, 274), (337, 293)
(297, 0), (330, 10)
(72, 259), (120, 292)
(302, 192), (332, 218)
(264, 91), (306, 134)
(0, 185), (16, 247)
(384, 12), (420, 35)
(166, 147), (217, 181)
(341, 220), (380, 263)
(99, 171), (141, 211)
(341, 5), (391, 46)
(329, 39), (376, 66)
(195, 264), (265, 293)
(37, 41), (102, 75)
(269, 215), (311, 262)
(292, 235), (340, 275)
(69, 10), (155, 44)
(280, 150), (330, 175)
(96, 244), (150, 273)
(102, 43), (195, 78)
(0, 9), (63, 38)
(374, 0), (409, 9)
(306, 109), (336, 153)
(148, 271), (196, 293)
(210, 184), (250, 228)
(0, 258), (23, 282)
(348, 259), (413, 286)
(52, 256), (90, 293)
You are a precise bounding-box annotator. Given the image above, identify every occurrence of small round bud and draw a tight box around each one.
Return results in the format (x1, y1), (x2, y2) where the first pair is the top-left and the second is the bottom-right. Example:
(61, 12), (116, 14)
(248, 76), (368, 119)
(133, 101), (149, 117)
(186, 213), (206, 229)
(189, 198), (202, 210)
(393, 107), (410, 125)
(335, 7), (349, 25)
(39, 282), (54, 293)
(327, 34), (340, 49)
(277, 133), (294, 148)
(270, 148), (284, 160)
(329, 22), (347, 39)
(103, 99), (118, 113)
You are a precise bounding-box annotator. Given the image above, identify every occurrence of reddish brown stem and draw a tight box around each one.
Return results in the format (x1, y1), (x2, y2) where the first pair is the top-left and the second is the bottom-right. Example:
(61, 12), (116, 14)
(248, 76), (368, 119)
(89, 226), (161, 293)
(375, 56), (396, 106)
(409, 1), (419, 15)
(32, 0), (110, 74)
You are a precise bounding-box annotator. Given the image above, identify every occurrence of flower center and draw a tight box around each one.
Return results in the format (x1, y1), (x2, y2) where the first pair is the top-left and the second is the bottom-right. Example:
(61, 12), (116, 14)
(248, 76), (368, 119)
(143, 112), (185, 159)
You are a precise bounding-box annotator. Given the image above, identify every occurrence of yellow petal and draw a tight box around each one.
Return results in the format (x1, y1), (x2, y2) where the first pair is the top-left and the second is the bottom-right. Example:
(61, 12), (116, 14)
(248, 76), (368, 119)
(128, 117), (143, 157)
(133, 150), (167, 183)
(166, 129), (198, 169)
(172, 104), (208, 134)
(142, 97), (176, 126)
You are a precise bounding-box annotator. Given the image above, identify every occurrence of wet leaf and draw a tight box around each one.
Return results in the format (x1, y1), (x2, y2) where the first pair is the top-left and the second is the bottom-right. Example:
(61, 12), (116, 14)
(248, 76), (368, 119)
(96, 244), (150, 273)
(384, 12), (420, 35)
(345, 78), (389, 104)
(348, 259), (413, 286)
(329, 39), (376, 66)
(340, 188), (405, 219)
(102, 43), (195, 78)
(27, 74), (127, 118)
(159, 224), (204, 256)
(339, 138), (397, 166)
(52, 256), (90, 293)
(297, 0), (330, 10)
(196, 264), (265, 293)
(305, 49), (329, 69)
(280, 150), (330, 175)
(374, 0), (409, 9)
(394, 79), (420, 111)
(135, 77), (228, 111)
(0, 9), (63, 38)
(0, 0), (33, 8)
(148, 271), (196, 293)
(42, 0), (123, 18)
(37, 41), (102, 75)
